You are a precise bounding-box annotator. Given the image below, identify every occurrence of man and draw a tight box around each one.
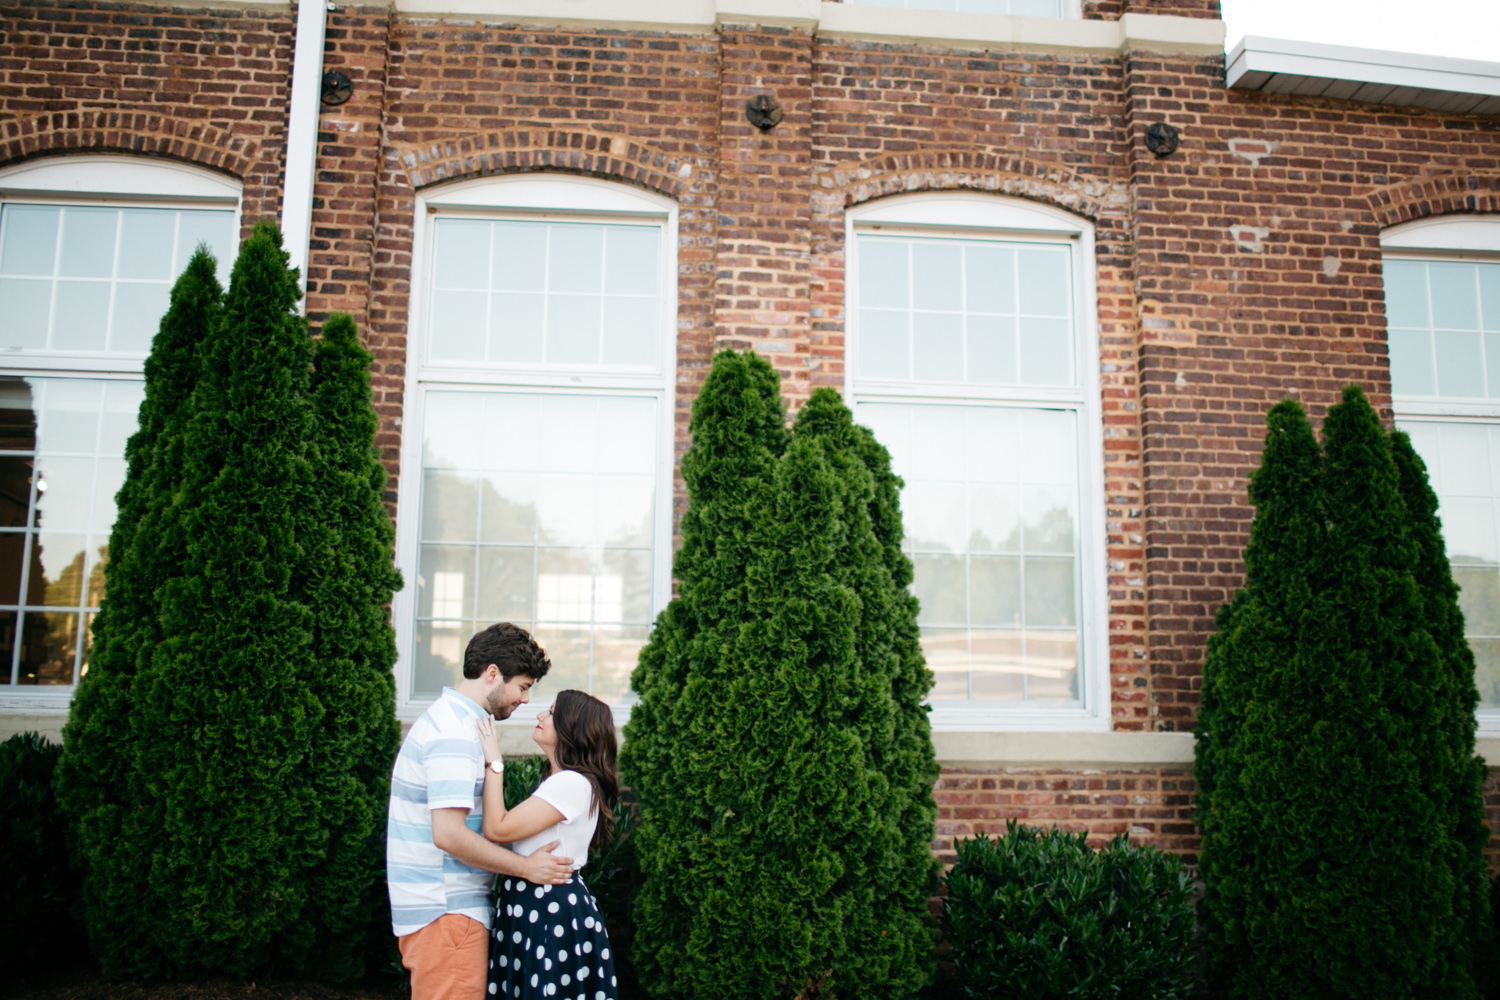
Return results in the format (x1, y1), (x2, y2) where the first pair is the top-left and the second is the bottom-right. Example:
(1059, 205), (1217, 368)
(387, 622), (573, 1000)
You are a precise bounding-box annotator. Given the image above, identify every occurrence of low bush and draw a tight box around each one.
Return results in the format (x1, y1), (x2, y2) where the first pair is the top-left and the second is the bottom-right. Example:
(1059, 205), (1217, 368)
(942, 821), (1195, 1000)
(1, 732), (81, 968)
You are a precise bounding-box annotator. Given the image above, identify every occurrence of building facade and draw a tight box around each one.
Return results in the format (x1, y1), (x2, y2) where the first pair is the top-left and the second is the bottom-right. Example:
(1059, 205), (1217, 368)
(2, 0), (1499, 865)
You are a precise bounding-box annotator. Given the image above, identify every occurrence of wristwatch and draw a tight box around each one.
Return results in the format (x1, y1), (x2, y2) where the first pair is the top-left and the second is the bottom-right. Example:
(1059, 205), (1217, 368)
(489, 759), (504, 776)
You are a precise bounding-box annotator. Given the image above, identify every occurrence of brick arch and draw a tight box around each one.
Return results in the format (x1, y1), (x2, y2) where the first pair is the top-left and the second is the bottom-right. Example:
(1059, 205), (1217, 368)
(393, 128), (695, 200)
(1368, 173), (1500, 229)
(814, 150), (1116, 223)
(0, 110), (259, 179)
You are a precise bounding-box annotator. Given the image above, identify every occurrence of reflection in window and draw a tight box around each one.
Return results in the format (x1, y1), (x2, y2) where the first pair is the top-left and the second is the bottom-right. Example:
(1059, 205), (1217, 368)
(0, 204), (234, 355)
(0, 377), (143, 685)
(858, 403), (1080, 700)
(413, 391), (656, 702)
(844, 0), (1063, 14)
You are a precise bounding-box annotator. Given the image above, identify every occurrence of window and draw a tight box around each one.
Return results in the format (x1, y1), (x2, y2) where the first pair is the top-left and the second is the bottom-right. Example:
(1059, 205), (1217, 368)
(396, 176), (676, 717)
(845, 193), (1106, 730)
(1384, 216), (1500, 731)
(843, 0), (1069, 15)
(0, 156), (240, 699)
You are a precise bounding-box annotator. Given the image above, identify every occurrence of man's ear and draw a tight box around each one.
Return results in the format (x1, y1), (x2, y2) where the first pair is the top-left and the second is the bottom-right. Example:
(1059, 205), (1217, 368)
(486, 663), (502, 684)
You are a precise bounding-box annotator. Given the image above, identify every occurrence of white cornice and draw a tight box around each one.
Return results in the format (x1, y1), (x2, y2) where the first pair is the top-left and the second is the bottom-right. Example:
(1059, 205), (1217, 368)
(1227, 35), (1500, 114)
(385, 0), (1225, 58)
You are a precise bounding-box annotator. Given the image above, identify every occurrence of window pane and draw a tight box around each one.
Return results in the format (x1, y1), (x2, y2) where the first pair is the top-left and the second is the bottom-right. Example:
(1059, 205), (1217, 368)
(416, 391), (657, 703)
(857, 233), (1075, 386)
(862, 401), (1081, 703)
(1388, 260), (1500, 399)
(17, 610), (79, 685)
(430, 217), (662, 370)
(0, 204), (232, 356)
(1398, 419), (1500, 709)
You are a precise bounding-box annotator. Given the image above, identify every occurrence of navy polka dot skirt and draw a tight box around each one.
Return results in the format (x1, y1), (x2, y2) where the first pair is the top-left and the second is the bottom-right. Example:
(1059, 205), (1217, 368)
(489, 873), (618, 1000)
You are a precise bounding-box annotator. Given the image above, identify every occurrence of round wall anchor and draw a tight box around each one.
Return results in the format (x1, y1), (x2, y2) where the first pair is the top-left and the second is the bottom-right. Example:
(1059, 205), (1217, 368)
(321, 70), (353, 107)
(745, 94), (782, 131)
(1144, 122), (1180, 157)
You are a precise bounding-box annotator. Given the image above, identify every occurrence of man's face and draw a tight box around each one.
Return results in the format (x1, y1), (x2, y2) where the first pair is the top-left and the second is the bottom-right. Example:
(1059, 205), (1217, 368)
(485, 671), (534, 720)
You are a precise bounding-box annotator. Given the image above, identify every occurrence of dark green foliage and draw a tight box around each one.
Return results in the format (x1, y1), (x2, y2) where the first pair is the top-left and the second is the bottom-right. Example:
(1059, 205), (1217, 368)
(941, 822), (1195, 1000)
(1391, 431), (1495, 994)
(295, 313), (404, 982)
(1, 732), (80, 968)
(1196, 386), (1490, 999)
(56, 248), (223, 974)
(57, 225), (402, 981)
(622, 351), (938, 999)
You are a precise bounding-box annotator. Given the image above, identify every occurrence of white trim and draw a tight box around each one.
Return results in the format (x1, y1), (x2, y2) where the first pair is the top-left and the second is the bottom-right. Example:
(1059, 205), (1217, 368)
(386, 0), (1222, 57)
(395, 174), (679, 725)
(844, 192), (1109, 732)
(280, 0), (329, 310)
(0, 155), (241, 203)
(1383, 216), (1500, 259)
(1227, 36), (1500, 114)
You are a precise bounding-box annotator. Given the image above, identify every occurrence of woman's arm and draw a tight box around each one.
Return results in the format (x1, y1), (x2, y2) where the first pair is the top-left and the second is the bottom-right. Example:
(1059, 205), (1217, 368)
(484, 795), (566, 844)
(476, 715), (567, 843)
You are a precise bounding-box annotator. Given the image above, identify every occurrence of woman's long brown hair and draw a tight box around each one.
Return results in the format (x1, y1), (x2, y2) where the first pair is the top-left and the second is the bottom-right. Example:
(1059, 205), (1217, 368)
(547, 689), (618, 856)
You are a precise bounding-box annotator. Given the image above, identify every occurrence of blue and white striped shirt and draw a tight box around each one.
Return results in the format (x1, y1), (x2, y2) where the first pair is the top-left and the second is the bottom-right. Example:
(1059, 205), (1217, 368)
(387, 687), (493, 937)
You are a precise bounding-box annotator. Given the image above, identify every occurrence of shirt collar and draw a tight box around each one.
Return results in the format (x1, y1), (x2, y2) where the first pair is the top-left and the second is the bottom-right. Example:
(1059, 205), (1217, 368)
(443, 686), (485, 718)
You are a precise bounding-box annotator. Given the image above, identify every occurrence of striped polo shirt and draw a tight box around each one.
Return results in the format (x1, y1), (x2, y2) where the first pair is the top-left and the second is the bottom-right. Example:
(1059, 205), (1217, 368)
(386, 686), (493, 937)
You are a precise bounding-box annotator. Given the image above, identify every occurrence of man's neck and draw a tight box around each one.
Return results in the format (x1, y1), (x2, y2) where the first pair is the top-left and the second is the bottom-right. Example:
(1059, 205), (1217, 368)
(453, 679), (489, 711)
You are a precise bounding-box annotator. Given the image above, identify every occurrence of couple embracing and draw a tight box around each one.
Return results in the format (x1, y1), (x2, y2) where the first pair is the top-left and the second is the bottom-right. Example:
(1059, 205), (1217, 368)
(387, 622), (620, 1000)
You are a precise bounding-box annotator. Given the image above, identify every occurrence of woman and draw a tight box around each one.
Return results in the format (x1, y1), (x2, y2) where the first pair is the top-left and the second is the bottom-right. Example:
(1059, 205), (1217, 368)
(478, 688), (619, 1000)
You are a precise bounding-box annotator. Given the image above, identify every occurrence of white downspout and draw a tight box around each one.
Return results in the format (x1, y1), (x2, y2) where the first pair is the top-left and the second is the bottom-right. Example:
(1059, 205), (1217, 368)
(281, 0), (329, 313)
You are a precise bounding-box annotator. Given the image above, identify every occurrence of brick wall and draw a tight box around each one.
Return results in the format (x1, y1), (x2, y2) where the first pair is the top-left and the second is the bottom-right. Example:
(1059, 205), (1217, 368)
(0, 0), (293, 238)
(9, 0), (1500, 863)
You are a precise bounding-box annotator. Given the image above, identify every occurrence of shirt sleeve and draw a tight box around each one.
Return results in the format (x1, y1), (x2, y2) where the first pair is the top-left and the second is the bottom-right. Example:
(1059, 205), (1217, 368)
(423, 735), (481, 812)
(534, 770), (595, 822)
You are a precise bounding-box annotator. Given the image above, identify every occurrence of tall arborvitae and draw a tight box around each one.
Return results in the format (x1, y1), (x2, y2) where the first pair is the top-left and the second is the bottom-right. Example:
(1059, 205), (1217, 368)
(622, 349), (788, 994)
(1197, 386), (1462, 999)
(283, 313), (404, 979)
(133, 221), (323, 978)
(624, 353), (936, 999)
(56, 249), (222, 977)
(1392, 430), (1494, 996)
(793, 389), (938, 995)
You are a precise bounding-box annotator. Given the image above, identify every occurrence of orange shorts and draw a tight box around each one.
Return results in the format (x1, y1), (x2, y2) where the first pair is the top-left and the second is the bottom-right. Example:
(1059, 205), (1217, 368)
(398, 913), (489, 1000)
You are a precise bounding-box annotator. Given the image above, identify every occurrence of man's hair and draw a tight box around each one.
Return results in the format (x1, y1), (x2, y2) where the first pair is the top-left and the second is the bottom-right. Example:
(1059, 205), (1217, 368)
(463, 622), (551, 682)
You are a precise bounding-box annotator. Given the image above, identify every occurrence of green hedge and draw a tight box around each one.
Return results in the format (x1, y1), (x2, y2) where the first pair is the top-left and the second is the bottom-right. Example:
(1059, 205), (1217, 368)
(942, 822), (1195, 1000)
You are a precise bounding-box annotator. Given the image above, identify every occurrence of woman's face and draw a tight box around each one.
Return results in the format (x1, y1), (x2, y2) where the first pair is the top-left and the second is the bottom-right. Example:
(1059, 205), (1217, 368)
(532, 703), (558, 754)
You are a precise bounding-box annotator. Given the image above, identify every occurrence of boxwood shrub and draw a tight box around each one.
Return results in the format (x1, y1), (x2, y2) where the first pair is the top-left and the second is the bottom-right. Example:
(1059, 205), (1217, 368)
(942, 821), (1195, 1000)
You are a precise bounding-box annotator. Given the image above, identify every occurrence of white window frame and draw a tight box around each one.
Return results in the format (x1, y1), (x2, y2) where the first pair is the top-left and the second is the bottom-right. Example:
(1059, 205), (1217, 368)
(0, 155), (243, 713)
(1384, 215), (1500, 736)
(394, 174), (679, 726)
(844, 192), (1108, 732)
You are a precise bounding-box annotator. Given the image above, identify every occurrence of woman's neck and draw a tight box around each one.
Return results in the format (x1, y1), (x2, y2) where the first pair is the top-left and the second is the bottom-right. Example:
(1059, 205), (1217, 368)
(545, 750), (561, 773)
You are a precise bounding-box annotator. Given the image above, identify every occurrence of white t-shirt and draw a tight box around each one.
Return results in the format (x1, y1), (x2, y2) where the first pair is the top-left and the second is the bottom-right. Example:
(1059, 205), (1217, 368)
(510, 770), (597, 871)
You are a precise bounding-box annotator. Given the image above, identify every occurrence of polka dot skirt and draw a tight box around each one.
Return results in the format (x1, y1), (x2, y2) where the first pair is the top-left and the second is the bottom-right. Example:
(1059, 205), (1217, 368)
(489, 874), (618, 1000)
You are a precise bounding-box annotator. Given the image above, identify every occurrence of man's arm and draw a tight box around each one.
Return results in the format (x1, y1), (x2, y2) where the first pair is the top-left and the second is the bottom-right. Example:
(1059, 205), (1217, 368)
(431, 807), (574, 884)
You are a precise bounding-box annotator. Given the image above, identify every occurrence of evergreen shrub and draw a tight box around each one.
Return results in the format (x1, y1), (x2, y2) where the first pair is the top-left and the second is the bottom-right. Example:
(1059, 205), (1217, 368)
(56, 225), (402, 981)
(1196, 387), (1492, 999)
(622, 350), (938, 1000)
(941, 822), (1195, 1000)
(1, 732), (80, 968)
